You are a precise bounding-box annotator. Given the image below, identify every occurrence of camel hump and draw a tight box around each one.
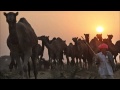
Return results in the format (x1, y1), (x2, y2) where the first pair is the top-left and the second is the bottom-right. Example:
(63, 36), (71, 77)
(17, 18), (38, 46)
(18, 17), (32, 28)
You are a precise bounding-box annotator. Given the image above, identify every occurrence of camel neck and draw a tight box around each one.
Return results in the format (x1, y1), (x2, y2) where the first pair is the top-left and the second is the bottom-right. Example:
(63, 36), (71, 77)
(8, 23), (18, 44)
(8, 23), (17, 36)
(99, 38), (102, 42)
(74, 42), (78, 46)
(42, 40), (53, 51)
(41, 42), (45, 51)
(108, 39), (112, 43)
(86, 38), (89, 43)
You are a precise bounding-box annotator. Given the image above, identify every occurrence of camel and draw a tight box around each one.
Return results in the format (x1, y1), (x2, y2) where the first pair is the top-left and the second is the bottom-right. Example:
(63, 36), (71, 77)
(4, 12), (38, 79)
(48, 37), (66, 67)
(46, 36), (57, 64)
(103, 37), (118, 64)
(89, 37), (102, 66)
(115, 40), (120, 53)
(96, 34), (103, 42)
(38, 36), (56, 65)
(38, 35), (55, 69)
(89, 37), (102, 54)
(107, 34), (113, 43)
(84, 34), (94, 68)
(77, 38), (90, 69)
(72, 37), (89, 68)
(115, 40), (120, 62)
(38, 35), (67, 69)
(84, 34), (89, 43)
(72, 37), (81, 66)
(64, 42), (75, 66)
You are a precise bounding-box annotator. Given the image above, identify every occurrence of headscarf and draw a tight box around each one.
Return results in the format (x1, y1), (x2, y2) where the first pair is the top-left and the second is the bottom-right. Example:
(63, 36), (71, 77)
(98, 43), (108, 49)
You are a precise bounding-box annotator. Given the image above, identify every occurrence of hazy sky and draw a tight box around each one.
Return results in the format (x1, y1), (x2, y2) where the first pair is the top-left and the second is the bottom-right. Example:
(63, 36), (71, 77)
(0, 11), (120, 60)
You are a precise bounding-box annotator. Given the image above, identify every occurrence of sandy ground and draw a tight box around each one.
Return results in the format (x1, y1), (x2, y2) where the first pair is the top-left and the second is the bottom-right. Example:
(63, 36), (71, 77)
(0, 56), (120, 79)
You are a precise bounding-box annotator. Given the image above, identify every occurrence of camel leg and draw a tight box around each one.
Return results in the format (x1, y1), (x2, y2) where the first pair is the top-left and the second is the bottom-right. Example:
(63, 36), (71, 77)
(21, 54), (31, 78)
(76, 58), (79, 66)
(23, 49), (32, 79)
(59, 59), (64, 70)
(114, 58), (117, 65)
(83, 57), (87, 69)
(31, 52), (38, 79)
(28, 61), (31, 78)
(66, 56), (70, 66)
(40, 54), (43, 61)
(9, 56), (16, 71)
(71, 57), (75, 66)
(20, 54), (30, 78)
(79, 58), (82, 68)
(13, 53), (23, 78)
(9, 52), (16, 71)
(49, 58), (53, 69)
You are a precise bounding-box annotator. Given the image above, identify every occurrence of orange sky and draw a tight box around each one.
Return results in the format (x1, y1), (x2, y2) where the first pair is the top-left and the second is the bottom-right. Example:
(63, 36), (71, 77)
(0, 11), (120, 59)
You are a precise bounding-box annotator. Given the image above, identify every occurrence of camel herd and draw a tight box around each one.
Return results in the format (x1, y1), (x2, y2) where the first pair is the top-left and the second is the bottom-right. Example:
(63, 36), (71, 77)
(3, 12), (120, 79)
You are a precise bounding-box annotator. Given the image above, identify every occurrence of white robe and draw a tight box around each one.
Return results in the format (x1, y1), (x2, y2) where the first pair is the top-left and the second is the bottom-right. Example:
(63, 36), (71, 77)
(96, 52), (114, 76)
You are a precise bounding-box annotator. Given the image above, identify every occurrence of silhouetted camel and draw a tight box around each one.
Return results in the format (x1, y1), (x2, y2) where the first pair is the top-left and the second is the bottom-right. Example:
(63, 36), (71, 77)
(103, 36), (118, 64)
(72, 37), (82, 67)
(84, 34), (89, 43)
(38, 35), (67, 69)
(4, 12), (38, 79)
(89, 37), (102, 54)
(64, 42), (75, 66)
(78, 38), (89, 69)
(107, 34), (113, 43)
(96, 34), (103, 42)
(84, 34), (94, 68)
(115, 40), (120, 62)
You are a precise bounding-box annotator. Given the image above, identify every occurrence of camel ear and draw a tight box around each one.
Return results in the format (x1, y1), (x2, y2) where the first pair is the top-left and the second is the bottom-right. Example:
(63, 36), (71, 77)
(15, 12), (18, 16)
(3, 12), (7, 16)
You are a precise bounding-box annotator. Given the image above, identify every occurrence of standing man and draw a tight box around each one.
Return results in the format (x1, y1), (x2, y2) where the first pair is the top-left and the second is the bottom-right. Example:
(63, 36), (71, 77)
(95, 43), (115, 79)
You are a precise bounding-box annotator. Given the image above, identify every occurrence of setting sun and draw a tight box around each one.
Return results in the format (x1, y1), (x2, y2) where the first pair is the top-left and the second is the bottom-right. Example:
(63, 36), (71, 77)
(96, 26), (104, 33)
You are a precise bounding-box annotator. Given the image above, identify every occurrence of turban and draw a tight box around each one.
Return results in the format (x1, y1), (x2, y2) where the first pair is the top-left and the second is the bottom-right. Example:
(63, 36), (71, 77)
(98, 43), (108, 49)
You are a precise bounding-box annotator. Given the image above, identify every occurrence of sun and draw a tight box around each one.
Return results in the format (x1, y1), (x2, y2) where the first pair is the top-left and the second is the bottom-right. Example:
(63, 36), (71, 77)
(96, 26), (104, 33)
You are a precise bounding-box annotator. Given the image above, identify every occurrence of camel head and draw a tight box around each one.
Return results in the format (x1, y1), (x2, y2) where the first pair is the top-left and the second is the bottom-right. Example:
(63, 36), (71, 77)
(37, 35), (46, 40)
(72, 37), (78, 43)
(4, 12), (18, 24)
(84, 34), (89, 39)
(52, 37), (56, 41)
(107, 34), (113, 40)
(96, 34), (102, 39)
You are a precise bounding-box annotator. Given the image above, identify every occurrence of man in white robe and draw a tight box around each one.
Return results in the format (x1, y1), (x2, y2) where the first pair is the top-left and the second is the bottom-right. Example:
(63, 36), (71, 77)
(95, 43), (115, 79)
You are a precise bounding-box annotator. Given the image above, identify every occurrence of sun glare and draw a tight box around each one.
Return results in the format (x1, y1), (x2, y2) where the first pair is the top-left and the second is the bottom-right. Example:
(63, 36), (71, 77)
(96, 26), (104, 33)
